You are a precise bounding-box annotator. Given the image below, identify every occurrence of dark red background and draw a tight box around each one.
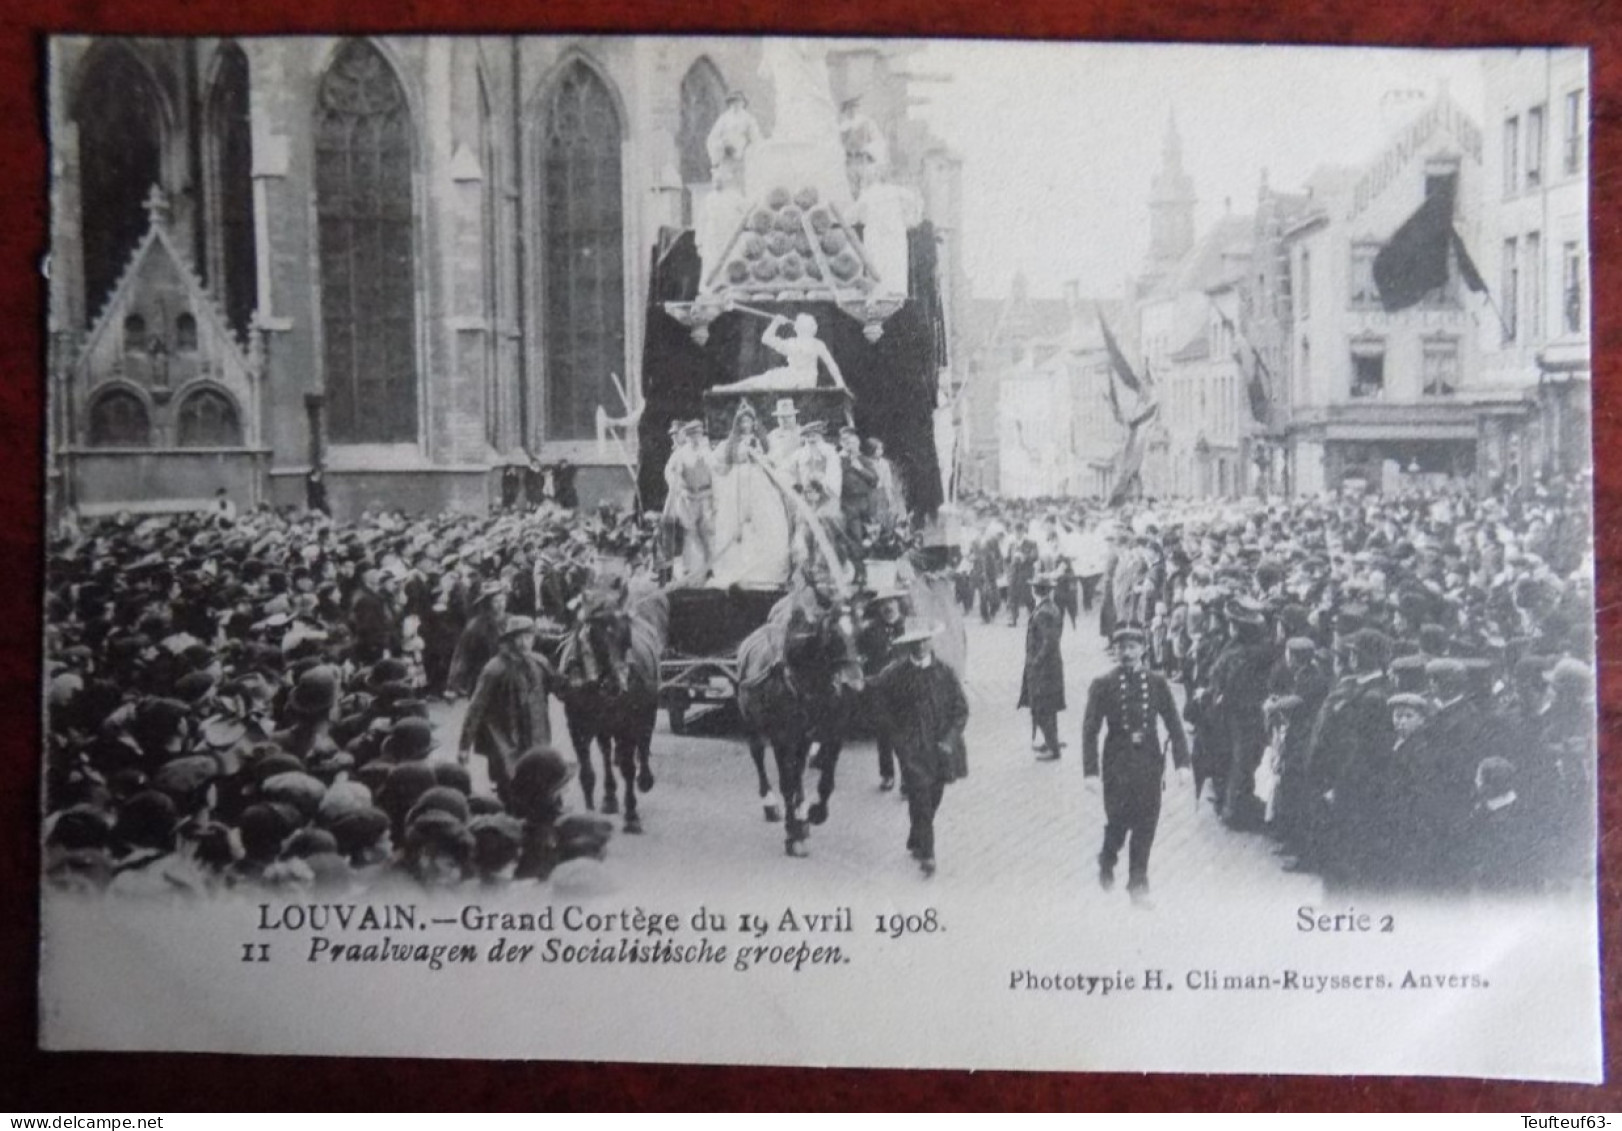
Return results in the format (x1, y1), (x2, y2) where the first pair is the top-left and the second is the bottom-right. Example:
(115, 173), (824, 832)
(3, 0), (1618, 1111)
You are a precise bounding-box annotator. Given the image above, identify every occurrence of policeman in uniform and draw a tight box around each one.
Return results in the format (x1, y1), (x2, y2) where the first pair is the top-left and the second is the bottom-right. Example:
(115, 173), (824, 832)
(1081, 626), (1191, 904)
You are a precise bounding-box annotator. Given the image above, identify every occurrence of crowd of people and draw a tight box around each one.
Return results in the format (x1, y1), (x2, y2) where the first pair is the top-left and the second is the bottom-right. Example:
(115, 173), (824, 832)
(41, 499), (665, 899)
(959, 475), (1597, 898)
(39, 459), (1600, 903)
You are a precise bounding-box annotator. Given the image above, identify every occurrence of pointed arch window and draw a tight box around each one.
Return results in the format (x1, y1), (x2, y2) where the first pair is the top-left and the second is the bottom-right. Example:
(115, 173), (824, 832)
(315, 39), (419, 444)
(76, 45), (164, 325)
(88, 389), (152, 447)
(538, 60), (624, 441)
(677, 58), (727, 224)
(176, 387), (243, 446)
(206, 43), (258, 340)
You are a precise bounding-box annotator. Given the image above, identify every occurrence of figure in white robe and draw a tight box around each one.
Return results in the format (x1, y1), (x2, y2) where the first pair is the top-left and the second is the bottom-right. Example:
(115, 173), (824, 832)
(708, 403), (793, 588)
(697, 175), (750, 286)
(848, 175), (921, 297)
(759, 40), (838, 145)
(711, 314), (848, 394)
(839, 97), (890, 197)
(706, 93), (763, 192)
(663, 423), (716, 582)
(753, 40), (850, 210)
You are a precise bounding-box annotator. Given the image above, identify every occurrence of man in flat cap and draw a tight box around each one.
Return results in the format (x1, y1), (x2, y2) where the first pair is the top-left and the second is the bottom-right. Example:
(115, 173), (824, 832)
(458, 616), (556, 807)
(1081, 626), (1190, 905)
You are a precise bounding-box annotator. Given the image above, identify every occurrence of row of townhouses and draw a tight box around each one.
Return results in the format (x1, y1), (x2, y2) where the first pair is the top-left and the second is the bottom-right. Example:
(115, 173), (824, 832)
(975, 49), (1589, 501)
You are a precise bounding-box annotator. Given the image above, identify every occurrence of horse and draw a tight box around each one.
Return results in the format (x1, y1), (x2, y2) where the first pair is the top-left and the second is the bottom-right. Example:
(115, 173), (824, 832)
(735, 590), (864, 856)
(554, 576), (669, 833)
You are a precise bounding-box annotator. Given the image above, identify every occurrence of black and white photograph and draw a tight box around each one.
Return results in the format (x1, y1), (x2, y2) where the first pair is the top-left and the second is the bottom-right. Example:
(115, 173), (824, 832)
(37, 34), (1601, 1079)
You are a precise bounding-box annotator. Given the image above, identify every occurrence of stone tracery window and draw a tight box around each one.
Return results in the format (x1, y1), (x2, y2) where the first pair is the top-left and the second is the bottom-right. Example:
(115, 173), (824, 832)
(76, 44), (164, 326)
(677, 57), (727, 225)
(88, 389), (151, 447)
(176, 386), (243, 446)
(538, 60), (625, 441)
(315, 39), (419, 445)
(206, 42), (258, 340)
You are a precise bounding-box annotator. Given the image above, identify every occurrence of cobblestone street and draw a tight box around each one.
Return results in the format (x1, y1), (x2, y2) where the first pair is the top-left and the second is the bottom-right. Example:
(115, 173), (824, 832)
(432, 605), (1322, 907)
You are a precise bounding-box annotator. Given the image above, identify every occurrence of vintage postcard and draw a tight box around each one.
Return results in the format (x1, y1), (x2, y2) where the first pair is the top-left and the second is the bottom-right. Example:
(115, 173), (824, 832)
(37, 35), (1600, 1079)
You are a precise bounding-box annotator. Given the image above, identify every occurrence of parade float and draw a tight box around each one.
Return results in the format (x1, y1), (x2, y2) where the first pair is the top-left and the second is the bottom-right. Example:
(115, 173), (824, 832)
(620, 40), (951, 731)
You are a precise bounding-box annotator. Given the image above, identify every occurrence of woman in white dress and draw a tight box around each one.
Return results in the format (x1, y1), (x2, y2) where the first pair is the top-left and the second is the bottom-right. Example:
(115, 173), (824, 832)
(708, 402), (793, 587)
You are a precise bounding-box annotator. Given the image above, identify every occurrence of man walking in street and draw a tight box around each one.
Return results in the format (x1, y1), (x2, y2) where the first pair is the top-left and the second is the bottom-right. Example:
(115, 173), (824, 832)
(1021, 572), (1066, 761)
(857, 587), (908, 791)
(870, 619), (970, 878)
(1081, 626), (1191, 905)
(458, 616), (555, 807)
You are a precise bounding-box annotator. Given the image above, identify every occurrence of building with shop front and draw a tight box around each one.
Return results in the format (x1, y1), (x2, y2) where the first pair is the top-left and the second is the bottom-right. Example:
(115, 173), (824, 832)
(1278, 89), (1494, 496)
(47, 36), (964, 518)
(1476, 48), (1590, 487)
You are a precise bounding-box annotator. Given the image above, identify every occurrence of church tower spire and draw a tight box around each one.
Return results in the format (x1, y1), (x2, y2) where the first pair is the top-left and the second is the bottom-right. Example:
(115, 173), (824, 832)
(1147, 108), (1196, 278)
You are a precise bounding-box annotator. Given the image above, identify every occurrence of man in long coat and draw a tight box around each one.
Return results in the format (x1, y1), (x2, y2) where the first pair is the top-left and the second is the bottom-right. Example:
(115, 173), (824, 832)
(349, 569), (397, 664)
(1081, 626), (1190, 903)
(1006, 538), (1038, 627)
(458, 616), (555, 806)
(1266, 637), (1332, 855)
(447, 582), (506, 697)
(1205, 598), (1278, 830)
(857, 589), (908, 790)
(1394, 658), (1500, 893)
(1020, 573), (1066, 760)
(1304, 628), (1395, 884)
(870, 620), (969, 877)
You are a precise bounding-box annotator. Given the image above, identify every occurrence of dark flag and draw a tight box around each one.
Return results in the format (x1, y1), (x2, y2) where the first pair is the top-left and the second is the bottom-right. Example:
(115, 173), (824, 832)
(1234, 347), (1271, 425)
(1451, 228), (1489, 295)
(1215, 305), (1271, 426)
(1372, 181), (1483, 312)
(1098, 308), (1145, 395)
(1106, 402), (1159, 507)
(1105, 364), (1126, 424)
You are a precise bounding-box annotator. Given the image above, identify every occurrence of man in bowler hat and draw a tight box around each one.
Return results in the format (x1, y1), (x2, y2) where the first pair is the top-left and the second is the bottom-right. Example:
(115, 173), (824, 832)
(1081, 626), (1190, 904)
(869, 620), (969, 878)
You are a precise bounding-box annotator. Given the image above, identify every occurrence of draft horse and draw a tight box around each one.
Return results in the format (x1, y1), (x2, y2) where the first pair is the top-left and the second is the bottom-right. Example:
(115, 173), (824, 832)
(735, 593), (863, 856)
(555, 577), (670, 833)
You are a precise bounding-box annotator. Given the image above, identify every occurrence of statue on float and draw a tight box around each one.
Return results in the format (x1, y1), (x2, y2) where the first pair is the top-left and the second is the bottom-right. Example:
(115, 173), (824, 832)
(847, 165), (921, 298)
(710, 312), (849, 394)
